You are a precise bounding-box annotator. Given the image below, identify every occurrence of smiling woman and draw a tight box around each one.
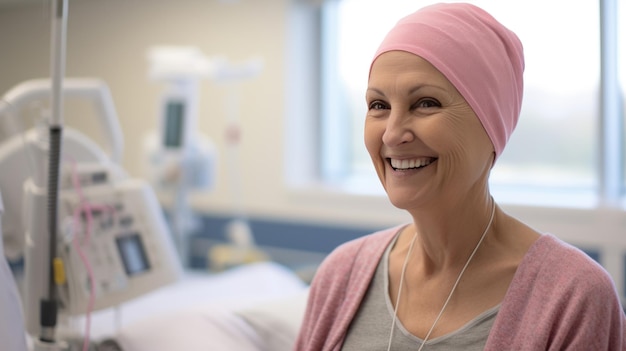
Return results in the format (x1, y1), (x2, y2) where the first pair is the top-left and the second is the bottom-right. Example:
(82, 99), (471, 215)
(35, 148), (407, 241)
(294, 3), (626, 351)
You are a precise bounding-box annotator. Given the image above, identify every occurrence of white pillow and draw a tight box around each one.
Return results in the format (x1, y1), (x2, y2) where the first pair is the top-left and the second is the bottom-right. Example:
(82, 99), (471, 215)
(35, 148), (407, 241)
(234, 288), (310, 351)
(115, 306), (263, 351)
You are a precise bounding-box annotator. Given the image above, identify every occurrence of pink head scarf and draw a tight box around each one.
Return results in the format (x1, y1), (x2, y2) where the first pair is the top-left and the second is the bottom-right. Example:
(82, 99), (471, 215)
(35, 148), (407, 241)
(370, 3), (525, 160)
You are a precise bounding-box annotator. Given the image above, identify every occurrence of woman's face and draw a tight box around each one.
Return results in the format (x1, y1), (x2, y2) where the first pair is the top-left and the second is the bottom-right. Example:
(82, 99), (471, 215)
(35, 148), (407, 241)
(365, 51), (494, 210)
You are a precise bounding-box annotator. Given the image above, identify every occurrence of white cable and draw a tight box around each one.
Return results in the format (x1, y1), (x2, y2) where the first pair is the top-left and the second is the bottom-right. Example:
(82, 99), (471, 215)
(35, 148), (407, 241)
(386, 231), (418, 351)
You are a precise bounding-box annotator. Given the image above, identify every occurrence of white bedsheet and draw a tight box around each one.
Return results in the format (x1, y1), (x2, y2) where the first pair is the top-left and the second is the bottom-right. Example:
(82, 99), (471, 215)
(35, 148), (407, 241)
(71, 261), (309, 351)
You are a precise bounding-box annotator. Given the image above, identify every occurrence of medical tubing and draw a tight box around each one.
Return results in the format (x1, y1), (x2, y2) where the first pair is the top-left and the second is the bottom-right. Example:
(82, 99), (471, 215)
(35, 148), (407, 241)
(71, 206), (96, 351)
(69, 158), (107, 351)
(41, 125), (63, 340)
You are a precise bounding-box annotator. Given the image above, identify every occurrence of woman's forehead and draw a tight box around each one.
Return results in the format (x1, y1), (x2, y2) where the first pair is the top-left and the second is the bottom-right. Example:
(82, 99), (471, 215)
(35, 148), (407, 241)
(368, 51), (456, 92)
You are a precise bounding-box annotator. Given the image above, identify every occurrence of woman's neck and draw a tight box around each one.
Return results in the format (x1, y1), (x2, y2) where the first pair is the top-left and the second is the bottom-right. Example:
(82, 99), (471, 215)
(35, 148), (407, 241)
(402, 195), (496, 273)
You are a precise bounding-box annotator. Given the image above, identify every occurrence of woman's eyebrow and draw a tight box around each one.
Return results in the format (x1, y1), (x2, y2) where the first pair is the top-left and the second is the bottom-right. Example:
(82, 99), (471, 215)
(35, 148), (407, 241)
(366, 84), (447, 96)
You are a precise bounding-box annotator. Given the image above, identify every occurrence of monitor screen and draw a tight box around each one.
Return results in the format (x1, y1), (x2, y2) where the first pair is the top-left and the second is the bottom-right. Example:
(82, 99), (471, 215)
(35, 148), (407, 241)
(116, 233), (150, 276)
(163, 100), (185, 148)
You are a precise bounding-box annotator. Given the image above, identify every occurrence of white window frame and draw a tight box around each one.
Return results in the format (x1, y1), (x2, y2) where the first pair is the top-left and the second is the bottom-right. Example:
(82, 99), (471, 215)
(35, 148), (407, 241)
(317, 0), (625, 207)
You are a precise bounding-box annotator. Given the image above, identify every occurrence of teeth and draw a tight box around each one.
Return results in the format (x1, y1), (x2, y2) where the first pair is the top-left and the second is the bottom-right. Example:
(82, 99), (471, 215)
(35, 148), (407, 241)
(390, 158), (434, 170)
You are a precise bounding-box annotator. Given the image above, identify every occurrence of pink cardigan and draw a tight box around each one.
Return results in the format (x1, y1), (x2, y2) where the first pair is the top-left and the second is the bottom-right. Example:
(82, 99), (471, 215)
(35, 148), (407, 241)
(294, 227), (626, 350)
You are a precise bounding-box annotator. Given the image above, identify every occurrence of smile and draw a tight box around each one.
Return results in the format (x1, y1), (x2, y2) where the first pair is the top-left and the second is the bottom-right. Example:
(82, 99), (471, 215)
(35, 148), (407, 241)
(389, 157), (437, 171)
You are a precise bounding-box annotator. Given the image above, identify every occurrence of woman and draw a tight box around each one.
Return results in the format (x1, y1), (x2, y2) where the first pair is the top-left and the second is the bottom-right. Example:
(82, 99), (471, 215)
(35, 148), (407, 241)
(294, 3), (625, 350)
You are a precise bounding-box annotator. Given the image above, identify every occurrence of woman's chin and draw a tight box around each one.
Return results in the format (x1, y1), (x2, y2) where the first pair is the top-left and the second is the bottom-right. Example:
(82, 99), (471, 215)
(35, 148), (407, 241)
(387, 194), (418, 211)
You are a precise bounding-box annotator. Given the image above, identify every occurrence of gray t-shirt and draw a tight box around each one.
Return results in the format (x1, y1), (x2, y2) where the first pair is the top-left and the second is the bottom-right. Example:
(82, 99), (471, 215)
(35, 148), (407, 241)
(342, 234), (499, 350)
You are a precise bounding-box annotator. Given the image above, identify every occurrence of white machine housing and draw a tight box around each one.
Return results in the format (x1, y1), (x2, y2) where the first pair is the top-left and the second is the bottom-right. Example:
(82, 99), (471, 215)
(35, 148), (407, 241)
(0, 78), (182, 336)
(144, 46), (217, 192)
(57, 165), (181, 315)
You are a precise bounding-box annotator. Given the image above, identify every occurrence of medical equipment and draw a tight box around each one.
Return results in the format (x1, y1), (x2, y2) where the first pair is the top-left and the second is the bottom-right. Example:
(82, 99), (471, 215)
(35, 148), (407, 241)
(143, 46), (270, 270)
(0, 78), (124, 262)
(144, 46), (217, 265)
(39, 0), (68, 347)
(0, 2), (180, 349)
(209, 55), (267, 270)
(0, 78), (181, 350)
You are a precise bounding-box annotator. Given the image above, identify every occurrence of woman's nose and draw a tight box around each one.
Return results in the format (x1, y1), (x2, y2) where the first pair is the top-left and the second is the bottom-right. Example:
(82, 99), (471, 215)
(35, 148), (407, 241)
(382, 113), (414, 146)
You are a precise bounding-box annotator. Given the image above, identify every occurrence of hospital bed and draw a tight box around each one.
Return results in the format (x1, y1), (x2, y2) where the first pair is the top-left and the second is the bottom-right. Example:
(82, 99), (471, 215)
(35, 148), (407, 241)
(85, 261), (309, 351)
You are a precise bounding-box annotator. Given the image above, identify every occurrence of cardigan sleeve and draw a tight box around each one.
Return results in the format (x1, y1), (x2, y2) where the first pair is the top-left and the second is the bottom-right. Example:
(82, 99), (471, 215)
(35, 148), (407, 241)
(293, 236), (366, 351)
(487, 234), (626, 350)
(293, 227), (401, 351)
(547, 258), (625, 350)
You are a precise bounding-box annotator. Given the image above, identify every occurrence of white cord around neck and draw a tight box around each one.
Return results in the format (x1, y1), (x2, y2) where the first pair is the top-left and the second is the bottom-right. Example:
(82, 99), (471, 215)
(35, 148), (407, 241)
(386, 199), (496, 351)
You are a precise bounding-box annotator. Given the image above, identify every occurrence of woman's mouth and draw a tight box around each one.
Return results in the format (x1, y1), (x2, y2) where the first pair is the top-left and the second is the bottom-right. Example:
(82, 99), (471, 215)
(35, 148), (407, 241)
(388, 157), (437, 171)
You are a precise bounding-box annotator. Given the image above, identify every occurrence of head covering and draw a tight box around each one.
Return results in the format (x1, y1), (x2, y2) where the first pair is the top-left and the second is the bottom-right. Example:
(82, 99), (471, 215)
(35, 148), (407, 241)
(370, 3), (524, 160)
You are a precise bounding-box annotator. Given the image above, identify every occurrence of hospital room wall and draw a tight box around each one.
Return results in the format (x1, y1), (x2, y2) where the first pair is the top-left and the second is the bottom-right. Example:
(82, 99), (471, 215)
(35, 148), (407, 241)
(1, 1), (625, 289)
(0, 0), (288, 204)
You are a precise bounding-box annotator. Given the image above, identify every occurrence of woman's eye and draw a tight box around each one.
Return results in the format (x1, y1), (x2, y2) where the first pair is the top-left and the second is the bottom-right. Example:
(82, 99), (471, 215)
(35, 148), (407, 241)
(368, 101), (388, 110)
(415, 99), (441, 108)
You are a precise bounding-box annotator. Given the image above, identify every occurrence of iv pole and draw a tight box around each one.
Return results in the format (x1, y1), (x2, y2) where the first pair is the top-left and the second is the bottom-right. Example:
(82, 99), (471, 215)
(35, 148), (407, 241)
(34, 0), (68, 350)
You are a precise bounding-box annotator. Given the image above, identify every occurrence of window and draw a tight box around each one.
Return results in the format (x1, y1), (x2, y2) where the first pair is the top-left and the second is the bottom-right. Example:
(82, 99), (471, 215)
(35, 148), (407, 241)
(319, 0), (625, 207)
(620, 0), (626, 200)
